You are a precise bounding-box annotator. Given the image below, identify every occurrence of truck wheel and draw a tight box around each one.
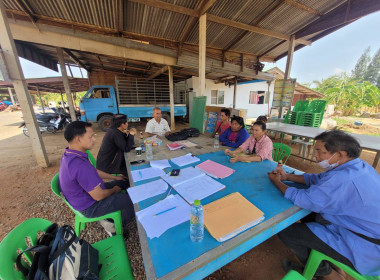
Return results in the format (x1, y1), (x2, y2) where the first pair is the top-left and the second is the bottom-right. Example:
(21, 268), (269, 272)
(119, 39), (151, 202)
(98, 115), (113, 132)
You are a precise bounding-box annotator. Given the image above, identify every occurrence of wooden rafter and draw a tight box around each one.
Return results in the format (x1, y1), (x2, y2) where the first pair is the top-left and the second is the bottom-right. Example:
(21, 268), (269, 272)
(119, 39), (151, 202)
(207, 14), (311, 46)
(283, 0), (322, 16)
(97, 55), (104, 70)
(129, 0), (198, 17)
(63, 49), (90, 72)
(224, 0), (283, 51)
(147, 65), (168, 80)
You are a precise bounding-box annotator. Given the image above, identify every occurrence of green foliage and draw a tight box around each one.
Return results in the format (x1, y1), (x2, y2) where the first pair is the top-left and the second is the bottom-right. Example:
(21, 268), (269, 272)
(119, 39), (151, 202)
(352, 47), (371, 81)
(332, 117), (350, 126)
(36, 91), (87, 107)
(363, 48), (380, 88)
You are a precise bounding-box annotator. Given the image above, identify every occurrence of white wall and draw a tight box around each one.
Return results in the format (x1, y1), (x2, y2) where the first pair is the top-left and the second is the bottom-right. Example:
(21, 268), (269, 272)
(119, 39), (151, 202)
(235, 81), (274, 118)
(189, 77), (275, 118)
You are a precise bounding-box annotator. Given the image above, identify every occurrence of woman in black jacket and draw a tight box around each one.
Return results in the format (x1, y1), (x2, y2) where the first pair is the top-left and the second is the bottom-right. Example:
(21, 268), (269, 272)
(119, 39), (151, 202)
(97, 114), (136, 179)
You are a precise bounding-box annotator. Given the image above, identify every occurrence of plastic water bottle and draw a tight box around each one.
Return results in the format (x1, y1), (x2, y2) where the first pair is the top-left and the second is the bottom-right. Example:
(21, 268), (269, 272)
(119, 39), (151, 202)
(214, 133), (219, 149)
(190, 199), (204, 242)
(146, 141), (153, 161)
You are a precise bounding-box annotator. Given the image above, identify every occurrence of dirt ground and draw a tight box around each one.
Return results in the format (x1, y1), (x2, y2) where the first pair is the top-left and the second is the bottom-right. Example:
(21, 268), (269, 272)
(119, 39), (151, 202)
(0, 110), (378, 280)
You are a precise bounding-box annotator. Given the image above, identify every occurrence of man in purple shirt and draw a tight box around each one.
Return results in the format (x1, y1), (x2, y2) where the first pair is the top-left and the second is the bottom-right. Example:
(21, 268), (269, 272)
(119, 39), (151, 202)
(59, 121), (134, 236)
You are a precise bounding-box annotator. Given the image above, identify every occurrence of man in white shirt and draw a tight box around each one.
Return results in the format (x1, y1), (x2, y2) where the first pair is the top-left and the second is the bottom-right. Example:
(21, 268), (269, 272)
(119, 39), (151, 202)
(145, 107), (171, 137)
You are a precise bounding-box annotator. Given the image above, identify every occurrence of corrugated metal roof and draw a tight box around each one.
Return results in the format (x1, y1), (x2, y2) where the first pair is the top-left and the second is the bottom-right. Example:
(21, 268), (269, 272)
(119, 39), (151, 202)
(4, 0), (380, 81)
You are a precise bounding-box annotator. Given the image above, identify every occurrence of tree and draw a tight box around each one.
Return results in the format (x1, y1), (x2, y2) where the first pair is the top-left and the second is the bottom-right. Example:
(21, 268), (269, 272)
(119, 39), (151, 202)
(352, 46), (371, 81)
(363, 48), (380, 88)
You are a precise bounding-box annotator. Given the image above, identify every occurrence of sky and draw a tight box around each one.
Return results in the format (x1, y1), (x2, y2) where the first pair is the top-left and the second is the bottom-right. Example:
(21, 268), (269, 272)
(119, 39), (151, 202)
(18, 10), (380, 86)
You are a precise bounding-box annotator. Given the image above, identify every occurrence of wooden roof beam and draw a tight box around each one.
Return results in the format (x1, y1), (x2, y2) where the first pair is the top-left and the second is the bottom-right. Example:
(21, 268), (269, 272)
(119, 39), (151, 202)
(147, 65), (168, 80)
(207, 14), (311, 46)
(63, 48), (90, 72)
(129, 0), (198, 17)
(224, 1), (283, 51)
(283, 0), (322, 16)
(14, 0), (37, 23)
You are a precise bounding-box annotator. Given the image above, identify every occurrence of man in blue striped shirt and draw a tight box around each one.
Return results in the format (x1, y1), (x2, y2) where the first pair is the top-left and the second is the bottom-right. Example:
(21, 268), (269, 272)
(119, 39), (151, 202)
(268, 130), (380, 279)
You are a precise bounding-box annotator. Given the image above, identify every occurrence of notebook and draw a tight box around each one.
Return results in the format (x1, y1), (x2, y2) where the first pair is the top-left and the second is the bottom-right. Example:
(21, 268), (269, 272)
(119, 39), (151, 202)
(167, 143), (184, 151)
(195, 160), (235, 179)
(203, 192), (264, 242)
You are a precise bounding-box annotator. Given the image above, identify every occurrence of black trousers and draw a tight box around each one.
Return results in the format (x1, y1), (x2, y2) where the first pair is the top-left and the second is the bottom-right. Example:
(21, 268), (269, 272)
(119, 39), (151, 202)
(278, 213), (355, 276)
(81, 180), (134, 226)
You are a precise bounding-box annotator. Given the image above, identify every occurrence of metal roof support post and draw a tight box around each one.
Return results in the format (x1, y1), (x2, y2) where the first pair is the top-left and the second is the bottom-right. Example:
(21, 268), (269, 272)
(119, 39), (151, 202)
(168, 65), (175, 130)
(0, 1), (49, 167)
(36, 86), (45, 113)
(57, 47), (77, 121)
(7, 87), (16, 105)
(198, 14), (206, 97)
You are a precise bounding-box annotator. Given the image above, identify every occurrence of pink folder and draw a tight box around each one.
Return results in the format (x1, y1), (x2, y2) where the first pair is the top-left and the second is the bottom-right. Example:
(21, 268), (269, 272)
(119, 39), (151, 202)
(195, 160), (235, 179)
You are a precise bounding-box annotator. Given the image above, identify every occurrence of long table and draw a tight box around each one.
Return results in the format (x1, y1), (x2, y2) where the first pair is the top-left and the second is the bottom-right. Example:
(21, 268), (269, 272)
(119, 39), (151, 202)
(266, 122), (380, 168)
(125, 138), (310, 280)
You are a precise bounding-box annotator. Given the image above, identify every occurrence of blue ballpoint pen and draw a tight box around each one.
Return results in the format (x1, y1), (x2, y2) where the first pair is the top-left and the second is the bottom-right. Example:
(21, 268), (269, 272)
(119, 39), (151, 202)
(154, 206), (177, 216)
(138, 171), (143, 178)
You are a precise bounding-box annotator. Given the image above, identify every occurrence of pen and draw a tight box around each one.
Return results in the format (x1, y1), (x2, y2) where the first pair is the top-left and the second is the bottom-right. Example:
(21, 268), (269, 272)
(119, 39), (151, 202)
(166, 186), (173, 197)
(139, 171), (143, 178)
(154, 206), (177, 216)
(226, 155), (230, 160)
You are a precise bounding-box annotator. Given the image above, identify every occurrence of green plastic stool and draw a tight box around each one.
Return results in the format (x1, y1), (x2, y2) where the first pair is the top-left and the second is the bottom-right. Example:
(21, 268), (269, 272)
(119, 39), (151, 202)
(0, 218), (134, 280)
(282, 270), (307, 280)
(272, 142), (292, 164)
(303, 249), (378, 280)
(51, 173), (123, 236)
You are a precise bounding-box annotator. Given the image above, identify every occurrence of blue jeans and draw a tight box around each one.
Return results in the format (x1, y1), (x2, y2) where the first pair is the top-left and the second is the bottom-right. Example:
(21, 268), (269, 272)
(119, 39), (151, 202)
(81, 180), (134, 226)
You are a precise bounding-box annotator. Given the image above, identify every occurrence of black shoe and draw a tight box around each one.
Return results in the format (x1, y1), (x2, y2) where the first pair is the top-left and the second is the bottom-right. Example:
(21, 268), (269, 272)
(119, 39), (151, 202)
(282, 259), (304, 274)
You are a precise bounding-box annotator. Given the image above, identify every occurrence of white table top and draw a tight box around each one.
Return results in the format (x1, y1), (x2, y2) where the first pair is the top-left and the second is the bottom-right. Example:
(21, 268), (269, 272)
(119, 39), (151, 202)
(266, 122), (380, 152)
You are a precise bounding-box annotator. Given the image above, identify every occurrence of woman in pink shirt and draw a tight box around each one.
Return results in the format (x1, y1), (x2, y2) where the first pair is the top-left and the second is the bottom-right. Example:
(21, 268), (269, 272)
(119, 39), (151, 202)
(225, 121), (273, 162)
(212, 108), (231, 138)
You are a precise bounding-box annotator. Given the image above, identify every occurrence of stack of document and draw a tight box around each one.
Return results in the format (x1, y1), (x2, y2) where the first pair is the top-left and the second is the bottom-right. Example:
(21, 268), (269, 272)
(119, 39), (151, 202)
(161, 167), (225, 204)
(170, 153), (200, 167)
(203, 192), (264, 242)
(150, 159), (171, 170)
(136, 194), (190, 238)
(175, 140), (198, 148)
(195, 160), (235, 179)
(127, 179), (168, 203)
(167, 143), (184, 151)
(131, 167), (165, 182)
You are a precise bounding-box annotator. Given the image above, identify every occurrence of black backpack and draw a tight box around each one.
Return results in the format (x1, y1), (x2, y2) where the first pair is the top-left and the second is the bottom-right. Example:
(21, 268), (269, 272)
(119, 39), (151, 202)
(165, 128), (200, 142)
(16, 224), (100, 280)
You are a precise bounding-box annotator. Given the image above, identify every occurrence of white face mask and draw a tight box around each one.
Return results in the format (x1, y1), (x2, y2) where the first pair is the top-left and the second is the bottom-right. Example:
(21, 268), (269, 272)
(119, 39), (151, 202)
(317, 153), (339, 170)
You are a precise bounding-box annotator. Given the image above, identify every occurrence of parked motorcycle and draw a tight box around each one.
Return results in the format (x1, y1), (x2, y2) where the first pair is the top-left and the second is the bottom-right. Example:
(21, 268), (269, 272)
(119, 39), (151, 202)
(19, 113), (70, 137)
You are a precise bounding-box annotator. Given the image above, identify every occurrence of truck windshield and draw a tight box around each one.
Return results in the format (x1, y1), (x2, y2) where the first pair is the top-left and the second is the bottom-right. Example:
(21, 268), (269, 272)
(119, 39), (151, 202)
(88, 88), (110, 99)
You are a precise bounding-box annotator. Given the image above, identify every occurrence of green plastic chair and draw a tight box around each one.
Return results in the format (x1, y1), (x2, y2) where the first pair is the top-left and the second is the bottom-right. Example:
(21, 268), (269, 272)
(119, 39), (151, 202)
(284, 100), (309, 125)
(303, 249), (378, 280)
(0, 218), (134, 280)
(51, 173), (123, 236)
(86, 150), (97, 167)
(282, 270), (307, 280)
(272, 142), (291, 164)
(297, 100), (327, 128)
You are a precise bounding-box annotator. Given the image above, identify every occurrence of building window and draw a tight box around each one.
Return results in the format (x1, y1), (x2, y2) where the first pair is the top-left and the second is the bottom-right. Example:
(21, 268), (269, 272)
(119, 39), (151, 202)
(249, 91), (267, 104)
(211, 90), (225, 105)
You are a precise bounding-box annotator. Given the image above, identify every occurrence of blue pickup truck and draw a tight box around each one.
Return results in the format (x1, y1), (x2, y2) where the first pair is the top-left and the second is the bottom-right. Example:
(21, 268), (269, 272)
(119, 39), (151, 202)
(79, 77), (187, 131)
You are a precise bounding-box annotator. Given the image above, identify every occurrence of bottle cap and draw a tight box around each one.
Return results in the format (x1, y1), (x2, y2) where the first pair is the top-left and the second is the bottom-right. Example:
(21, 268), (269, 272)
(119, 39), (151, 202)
(278, 160), (283, 164)
(194, 199), (200, 206)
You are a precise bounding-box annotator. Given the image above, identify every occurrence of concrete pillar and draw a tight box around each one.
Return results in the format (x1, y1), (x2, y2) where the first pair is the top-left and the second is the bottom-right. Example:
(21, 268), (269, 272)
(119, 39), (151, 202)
(36, 87), (45, 113)
(0, 1), (49, 167)
(168, 66), (175, 130)
(57, 47), (77, 121)
(7, 87), (15, 105)
(198, 14), (206, 97)
(280, 35), (296, 118)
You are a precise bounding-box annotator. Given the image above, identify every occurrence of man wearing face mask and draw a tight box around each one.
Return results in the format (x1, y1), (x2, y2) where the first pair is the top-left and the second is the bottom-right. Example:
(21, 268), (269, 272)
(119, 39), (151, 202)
(268, 130), (380, 279)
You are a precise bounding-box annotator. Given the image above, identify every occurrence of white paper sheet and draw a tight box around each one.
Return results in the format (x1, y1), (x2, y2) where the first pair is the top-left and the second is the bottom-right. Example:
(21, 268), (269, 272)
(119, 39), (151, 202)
(127, 179), (169, 203)
(150, 159), (172, 170)
(174, 175), (225, 204)
(161, 166), (205, 188)
(136, 194), (190, 238)
(131, 167), (165, 182)
(170, 153), (200, 167)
